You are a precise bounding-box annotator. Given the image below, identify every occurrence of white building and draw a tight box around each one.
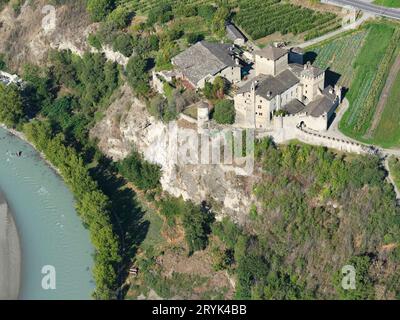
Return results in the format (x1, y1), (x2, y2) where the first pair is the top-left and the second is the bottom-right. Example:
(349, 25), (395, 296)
(234, 46), (340, 131)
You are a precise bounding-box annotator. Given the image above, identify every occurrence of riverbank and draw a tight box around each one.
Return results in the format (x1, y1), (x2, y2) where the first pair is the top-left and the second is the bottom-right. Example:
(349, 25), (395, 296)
(0, 191), (21, 300)
(0, 124), (61, 175)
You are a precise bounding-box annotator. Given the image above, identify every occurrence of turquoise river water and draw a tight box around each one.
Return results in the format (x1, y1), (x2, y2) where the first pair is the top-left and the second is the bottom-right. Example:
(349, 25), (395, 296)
(0, 128), (94, 299)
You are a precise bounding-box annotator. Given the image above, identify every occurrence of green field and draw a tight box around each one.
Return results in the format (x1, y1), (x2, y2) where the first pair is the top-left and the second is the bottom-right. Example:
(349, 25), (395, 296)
(129, 0), (340, 41)
(340, 23), (399, 139)
(309, 22), (400, 146)
(233, 0), (340, 41)
(370, 68), (400, 147)
(374, 0), (400, 8)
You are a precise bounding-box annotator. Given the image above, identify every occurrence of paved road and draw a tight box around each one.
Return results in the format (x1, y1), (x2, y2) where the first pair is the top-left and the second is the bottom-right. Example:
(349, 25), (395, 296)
(324, 0), (400, 20)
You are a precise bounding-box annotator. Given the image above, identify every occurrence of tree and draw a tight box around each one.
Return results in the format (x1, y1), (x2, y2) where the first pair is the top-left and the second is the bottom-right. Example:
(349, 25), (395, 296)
(117, 149), (161, 190)
(182, 202), (214, 255)
(211, 6), (230, 38)
(126, 56), (149, 95)
(88, 33), (102, 50)
(213, 99), (235, 124)
(107, 5), (132, 29)
(186, 33), (204, 44)
(112, 33), (133, 57)
(0, 83), (24, 127)
(198, 5), (217, 21)
(87, 0), (115, 22)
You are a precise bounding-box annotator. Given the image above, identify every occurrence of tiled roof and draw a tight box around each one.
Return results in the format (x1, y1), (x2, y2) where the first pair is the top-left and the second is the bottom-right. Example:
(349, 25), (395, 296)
(238, 69), (299, 101)
(172, 41), (237, 85)
(254, 46), (288, 61)
(226, 24), (246, 41)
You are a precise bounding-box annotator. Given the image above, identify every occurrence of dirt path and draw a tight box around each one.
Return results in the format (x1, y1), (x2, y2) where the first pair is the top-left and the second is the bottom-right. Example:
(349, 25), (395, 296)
(365, 52), (400, 137)
(293, 13), (372, 49)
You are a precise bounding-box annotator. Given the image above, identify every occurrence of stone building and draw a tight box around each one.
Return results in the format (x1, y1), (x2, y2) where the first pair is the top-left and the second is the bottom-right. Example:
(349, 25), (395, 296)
(172, 41), (242, 89)
(226, 24), (247, 46)
(234, 46), (340, 131)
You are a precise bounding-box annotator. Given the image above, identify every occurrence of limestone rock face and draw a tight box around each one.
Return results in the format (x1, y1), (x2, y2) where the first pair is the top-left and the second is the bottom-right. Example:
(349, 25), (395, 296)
(91, 85), (257, 223)
(0, 0), (92, 72)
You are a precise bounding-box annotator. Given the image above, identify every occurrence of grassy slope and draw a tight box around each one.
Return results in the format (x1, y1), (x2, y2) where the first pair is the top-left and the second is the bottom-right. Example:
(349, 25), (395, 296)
(374, 0), (400, 8)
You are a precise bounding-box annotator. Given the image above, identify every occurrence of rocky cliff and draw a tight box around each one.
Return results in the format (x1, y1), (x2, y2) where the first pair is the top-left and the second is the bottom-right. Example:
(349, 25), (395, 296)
(0, 0), (92, 72)
(91, 84), (257, 223)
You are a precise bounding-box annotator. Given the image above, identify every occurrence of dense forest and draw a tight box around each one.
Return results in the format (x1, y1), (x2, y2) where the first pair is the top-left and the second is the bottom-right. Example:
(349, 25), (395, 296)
(212, 138), (400, 299)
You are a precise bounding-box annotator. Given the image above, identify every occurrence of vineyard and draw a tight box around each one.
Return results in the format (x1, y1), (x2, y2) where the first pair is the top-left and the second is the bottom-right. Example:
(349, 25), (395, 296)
(309, 30), (369, 88)
(338, 23), (400, 140)
(128, 0), (237, 14)
(233, 0), (340, 41)
(127, 0), (341, 41)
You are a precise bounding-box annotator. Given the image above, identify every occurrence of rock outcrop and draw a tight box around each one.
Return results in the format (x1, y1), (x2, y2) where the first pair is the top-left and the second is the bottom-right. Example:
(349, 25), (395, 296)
(0, 0), (92, 72)
(91, 84), (257, 223)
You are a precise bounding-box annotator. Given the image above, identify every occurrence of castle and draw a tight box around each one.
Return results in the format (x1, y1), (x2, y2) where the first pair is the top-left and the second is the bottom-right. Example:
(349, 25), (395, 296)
(234, 46), (340, 131)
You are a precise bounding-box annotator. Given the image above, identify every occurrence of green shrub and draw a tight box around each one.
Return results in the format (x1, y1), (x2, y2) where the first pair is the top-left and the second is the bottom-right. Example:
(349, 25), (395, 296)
(0, 83), (24, 127)
(212, 99), (235, 124)
(182, 202), (214, 255)
(88, 33), (102, 50)
(87, 0), (116, 22)
(112, 33), (133, 57)
(117, 149), (161, 190)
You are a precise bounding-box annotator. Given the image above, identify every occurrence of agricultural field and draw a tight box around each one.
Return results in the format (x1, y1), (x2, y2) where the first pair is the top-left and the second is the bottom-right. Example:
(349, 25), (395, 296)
(233, 0), (341, 41)
(309, 22), (400, 146)
(339, 23), (400, 141)
(374, 0), (400, 8)
(309, 30), (369, 88)
(128, 0), (341, 42)
(129, 0), (237, 14)
(368, 66), (400, 147)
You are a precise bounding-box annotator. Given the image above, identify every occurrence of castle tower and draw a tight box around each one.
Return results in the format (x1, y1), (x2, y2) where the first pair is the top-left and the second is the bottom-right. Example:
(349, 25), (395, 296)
(300, 62), (325, 102)
(254, 46), (288, 76)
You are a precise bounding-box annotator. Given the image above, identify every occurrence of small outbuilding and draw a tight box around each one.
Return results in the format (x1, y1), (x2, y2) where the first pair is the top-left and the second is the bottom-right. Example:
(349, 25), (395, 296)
(226, 23), (247, 46)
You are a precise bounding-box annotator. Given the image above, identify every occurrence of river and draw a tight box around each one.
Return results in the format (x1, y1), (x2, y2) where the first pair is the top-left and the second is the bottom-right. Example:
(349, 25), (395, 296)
(0, 128), (94, 299)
